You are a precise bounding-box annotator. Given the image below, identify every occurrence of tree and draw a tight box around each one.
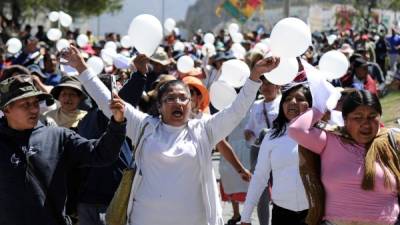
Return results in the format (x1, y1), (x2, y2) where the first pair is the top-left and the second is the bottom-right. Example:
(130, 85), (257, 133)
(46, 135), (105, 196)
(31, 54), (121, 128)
(0, 0), (123, 26)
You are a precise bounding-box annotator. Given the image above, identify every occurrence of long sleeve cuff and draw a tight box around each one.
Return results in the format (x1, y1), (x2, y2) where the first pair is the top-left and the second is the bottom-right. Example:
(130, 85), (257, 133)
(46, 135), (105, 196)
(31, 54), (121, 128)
(107, 116), (127, 136)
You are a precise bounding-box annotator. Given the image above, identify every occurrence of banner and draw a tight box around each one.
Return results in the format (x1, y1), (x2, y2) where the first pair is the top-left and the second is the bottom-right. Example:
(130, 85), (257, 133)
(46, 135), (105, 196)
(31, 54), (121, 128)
(216, 0), (263, 23)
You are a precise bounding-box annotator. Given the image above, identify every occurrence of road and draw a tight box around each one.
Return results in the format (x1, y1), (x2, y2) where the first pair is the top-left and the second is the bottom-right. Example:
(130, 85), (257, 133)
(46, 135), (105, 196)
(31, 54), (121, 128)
(212, 153), (271, 225)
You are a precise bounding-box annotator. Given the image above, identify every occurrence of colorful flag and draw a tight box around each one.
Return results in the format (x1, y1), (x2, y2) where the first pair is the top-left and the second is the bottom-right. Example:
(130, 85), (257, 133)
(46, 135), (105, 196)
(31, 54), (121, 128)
(217, 0), (263, 23)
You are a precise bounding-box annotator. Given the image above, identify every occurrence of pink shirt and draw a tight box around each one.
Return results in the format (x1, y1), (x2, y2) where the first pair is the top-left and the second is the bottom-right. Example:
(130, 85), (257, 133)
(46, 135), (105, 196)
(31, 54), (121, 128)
(288, 108), (399, 224)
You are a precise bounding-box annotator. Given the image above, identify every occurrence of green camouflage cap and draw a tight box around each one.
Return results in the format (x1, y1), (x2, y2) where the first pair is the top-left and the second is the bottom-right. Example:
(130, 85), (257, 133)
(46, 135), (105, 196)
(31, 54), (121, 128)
(0, 74), (53, 109)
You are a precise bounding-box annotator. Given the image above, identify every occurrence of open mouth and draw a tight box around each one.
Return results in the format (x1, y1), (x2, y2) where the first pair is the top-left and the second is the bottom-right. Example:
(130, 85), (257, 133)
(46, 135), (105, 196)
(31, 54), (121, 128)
(287, 107), (299, 114)
(359, 130), (372, 136)
(172, 110), (183, 118)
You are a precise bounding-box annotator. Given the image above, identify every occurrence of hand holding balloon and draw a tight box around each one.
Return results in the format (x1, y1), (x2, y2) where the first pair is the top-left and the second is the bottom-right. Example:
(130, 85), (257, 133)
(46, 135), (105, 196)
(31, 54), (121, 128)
(249, 57), (280, 82)
(60, 45), (88, 73)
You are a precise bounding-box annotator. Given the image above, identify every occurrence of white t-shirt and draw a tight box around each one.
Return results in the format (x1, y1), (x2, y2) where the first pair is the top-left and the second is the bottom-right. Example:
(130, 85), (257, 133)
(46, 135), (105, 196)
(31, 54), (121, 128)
(131, 123), (206, 225)
(244, 96), (281, 143)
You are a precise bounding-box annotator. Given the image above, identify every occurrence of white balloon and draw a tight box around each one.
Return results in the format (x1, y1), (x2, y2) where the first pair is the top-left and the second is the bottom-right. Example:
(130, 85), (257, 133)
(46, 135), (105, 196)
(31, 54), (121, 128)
(128, 14), (163, 57)
(177, 56), (194, 73)
(173, 41), (185, 52)
(263, 57), (299, 85)
(101, 48), (117, 66)
(59, 11), (72, 27)
(302, 59), (342, 111)
(104, 41), (117, 51)
(210, 80), (237, 110)
(6, 38), (22, 54)
(261, 38), (270, 45)
(231, 32), (243, 43)
(201, 43), (216, 57)
(76, 34), (89, 47)
(327, 34), (337, 45)
(120, 35), (133, 48)
(113, 54), (131, 69)
(219, 59), (250, 88)
(270, 17), (311, 57)
(56, 39), (70, 52)
(231, 43), (246, 58)
(173, 27), (180, 36)
(318, 50), (349, 80)
(253, 42), (270, 54)
(47, 28), (62, 41)
(228, 23), (240, 36)
(164, 18), (176, 33)
(87, 56), (104, 75)
(48, 11), (59, 22)
(204, 33), (215, 44)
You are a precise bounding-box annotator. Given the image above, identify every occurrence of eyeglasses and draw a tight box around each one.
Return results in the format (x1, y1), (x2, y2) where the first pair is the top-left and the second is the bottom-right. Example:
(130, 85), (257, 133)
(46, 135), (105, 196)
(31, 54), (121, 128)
(162, 96), (191, 104)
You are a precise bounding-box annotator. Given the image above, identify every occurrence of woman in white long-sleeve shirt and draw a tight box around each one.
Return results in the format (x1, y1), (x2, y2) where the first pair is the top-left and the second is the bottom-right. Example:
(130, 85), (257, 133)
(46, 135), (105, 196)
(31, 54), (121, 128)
(241, 82), (312, 225)
(62, 46), (280, 225)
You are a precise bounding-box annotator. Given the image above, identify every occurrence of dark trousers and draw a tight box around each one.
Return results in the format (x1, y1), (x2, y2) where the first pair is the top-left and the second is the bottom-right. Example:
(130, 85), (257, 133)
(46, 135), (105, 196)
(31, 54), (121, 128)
(77, 203), (107, 225)
(271, 203), (308, 225)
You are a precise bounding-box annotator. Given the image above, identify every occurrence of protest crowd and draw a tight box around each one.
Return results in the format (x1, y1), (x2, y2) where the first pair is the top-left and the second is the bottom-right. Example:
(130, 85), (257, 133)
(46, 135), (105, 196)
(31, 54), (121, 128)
(1, 8), (400, 225)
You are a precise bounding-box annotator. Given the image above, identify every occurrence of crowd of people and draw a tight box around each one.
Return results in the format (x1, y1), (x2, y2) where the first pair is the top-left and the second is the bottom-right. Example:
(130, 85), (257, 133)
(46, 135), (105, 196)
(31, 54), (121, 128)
(1, 12), (400, 225)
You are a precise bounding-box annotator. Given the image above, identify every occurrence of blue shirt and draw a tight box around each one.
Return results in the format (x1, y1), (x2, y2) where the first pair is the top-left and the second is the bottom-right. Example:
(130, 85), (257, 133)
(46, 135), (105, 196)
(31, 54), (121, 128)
(44, 73), (62, 86)
(387, 35), (400, 54)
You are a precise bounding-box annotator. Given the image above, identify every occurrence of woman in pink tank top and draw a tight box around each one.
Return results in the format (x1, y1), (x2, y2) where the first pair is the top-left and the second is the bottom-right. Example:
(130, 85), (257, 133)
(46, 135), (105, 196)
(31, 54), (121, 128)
(288, 89), (400, 225)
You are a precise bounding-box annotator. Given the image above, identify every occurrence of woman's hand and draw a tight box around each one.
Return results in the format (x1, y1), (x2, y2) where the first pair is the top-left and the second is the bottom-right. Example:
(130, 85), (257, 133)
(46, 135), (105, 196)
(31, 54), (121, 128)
(110, 93), (126, 123)
(244, 130), (255, 141)
(238, 169), (252, 182)
(249, 57), (280, 82)
(60, 45), (88, 73)
(133, 54), (149, 75)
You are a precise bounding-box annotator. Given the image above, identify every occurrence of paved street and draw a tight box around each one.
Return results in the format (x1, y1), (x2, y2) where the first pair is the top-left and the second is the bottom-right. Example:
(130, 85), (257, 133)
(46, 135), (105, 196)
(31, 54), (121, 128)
(212, 153), (271, 225)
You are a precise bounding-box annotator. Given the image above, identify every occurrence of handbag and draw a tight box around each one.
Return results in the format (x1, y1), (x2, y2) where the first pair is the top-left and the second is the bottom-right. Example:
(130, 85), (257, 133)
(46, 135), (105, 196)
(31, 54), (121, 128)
(105, 123), (149, 225)
(388, 129), (400, 225)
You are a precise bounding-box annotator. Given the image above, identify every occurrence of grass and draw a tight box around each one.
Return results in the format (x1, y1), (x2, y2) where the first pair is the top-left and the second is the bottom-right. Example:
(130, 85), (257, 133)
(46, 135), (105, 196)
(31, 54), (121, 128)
(381, 90), (400, 128)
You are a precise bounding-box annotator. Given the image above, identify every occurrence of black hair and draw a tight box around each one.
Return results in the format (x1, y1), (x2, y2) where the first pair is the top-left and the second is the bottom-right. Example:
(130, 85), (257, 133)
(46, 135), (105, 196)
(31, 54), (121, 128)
(270, 84), (312, 139)
(156, 79), (190, 105)
(342, 90), (381, 119)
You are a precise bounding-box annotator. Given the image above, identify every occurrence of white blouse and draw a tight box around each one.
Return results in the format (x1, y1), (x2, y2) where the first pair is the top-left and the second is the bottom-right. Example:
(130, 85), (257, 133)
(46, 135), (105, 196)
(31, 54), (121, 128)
(244, 96), (281, 144)
(241, 131), (309, 223)
(131, 123), (206, 225)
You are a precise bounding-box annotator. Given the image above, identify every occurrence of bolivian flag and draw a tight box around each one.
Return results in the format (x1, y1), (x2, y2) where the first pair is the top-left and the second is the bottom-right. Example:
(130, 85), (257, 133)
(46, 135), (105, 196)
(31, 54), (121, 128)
(216, 0), (263, 23)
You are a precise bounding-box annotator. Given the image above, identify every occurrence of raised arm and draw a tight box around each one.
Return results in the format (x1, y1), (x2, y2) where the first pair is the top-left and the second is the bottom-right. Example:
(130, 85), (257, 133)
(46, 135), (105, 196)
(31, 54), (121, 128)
(118, 54), (149, 107)
(61, 45), (148, 140)
(205, 57), (280, 146)
(287, 108), (327, 154)
(65, 93), (127, 167)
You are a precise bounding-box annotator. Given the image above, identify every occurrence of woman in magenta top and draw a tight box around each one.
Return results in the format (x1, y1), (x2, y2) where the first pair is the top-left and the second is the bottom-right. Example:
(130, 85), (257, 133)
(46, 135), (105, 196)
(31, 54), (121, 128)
(288, 89), (400, 225)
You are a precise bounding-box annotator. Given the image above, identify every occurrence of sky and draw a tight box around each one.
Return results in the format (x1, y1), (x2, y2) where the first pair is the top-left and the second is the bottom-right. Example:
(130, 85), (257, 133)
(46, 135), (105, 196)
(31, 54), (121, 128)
(86, 0), (197, 35)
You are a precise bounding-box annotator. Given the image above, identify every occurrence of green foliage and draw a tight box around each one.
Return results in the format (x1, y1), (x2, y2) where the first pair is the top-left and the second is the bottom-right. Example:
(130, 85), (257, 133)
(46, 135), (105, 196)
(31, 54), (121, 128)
(389, 0), (400, 11)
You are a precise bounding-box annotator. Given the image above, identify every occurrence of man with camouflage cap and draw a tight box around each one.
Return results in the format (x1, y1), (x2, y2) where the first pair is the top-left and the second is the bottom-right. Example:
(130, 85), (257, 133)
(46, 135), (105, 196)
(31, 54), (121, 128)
(0, 74), (127, 225)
